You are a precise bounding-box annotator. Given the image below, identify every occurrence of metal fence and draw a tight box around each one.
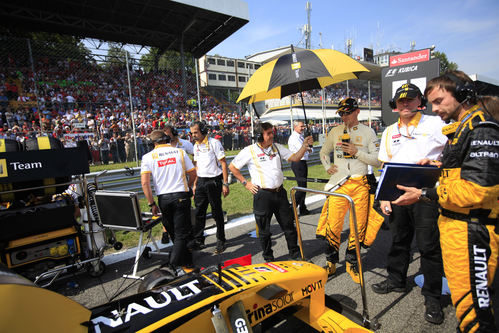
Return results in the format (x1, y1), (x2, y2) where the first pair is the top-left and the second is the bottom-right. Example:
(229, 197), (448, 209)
(88, 146), (323, 195)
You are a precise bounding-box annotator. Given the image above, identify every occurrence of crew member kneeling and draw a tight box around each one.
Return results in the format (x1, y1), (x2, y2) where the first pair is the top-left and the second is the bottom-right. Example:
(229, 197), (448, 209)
(141, 130), (197, 275)
(229, 122), (313, 262)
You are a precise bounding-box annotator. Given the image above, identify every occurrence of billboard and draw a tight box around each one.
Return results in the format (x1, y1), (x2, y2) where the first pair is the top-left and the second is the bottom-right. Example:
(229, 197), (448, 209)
(363, 48), (374, 63)
(381, 58), (440, 125)
(389, 49), (430, 67)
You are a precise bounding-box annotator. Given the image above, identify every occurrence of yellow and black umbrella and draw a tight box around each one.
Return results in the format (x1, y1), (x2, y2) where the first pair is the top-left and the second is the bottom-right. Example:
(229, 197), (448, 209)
(237, 47), (369, 121)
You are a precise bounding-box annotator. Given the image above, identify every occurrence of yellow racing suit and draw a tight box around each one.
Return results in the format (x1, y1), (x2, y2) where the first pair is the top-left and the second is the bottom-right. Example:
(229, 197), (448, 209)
(316, 124), (382, 263)
(426, 106), (499, 332)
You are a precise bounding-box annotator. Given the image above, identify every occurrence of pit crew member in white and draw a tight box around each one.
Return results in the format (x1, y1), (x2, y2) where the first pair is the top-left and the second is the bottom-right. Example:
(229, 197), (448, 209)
(229, 122), (313, 261)
(141, 130), (196, 271)
(190, 121), (230, 254)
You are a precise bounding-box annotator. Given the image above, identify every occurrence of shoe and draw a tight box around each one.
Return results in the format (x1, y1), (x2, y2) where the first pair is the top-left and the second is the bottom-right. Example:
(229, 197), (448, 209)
(264, 256), (275, 262)
(189, 240), (206, 251)
(346, 262), (360, 284)
(325, 261), (336, 277)
(214, 241), (226, 254)
(161, 232), (170, 244)
(299, 208), (311, 216)
(371, 280), (407, 294)
(424, 299), (444, 325)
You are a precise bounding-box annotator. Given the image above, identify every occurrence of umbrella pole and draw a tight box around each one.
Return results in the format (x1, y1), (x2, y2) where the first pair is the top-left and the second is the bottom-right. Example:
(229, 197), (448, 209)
(299, 91), (310, 134)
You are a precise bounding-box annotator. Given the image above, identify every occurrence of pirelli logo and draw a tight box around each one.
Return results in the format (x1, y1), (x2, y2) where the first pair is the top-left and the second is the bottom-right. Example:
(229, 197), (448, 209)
(291, 62), (301, 70)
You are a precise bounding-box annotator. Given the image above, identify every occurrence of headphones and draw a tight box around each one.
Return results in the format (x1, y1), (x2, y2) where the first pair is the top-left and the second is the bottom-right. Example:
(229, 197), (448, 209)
(444, 72), (477, 104)
(153, 132), (171, 144)
(164, 124), (178, 137)
(255, 124), (264, 142)
(389, 88), (427, 109)
(194, 121), (208, 135)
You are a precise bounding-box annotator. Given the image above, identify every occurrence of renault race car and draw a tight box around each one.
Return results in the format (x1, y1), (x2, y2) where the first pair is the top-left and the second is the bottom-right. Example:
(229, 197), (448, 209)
(0, 259), (375, 332)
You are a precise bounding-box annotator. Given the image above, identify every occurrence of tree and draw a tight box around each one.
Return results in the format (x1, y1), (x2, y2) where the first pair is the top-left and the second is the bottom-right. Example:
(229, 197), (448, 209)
(103, 43), (130, 69)
(139, 48), (194, 73)
(433, 51), (458, 74)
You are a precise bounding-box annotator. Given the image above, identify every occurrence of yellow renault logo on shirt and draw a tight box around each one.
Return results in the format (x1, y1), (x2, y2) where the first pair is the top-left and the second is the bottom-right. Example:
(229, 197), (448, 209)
(0, 159), (7, 178)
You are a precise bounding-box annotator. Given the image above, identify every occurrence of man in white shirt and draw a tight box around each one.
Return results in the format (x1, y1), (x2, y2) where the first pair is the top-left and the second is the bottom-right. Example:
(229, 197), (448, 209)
(141, 130), (197, 275)
(316, 97), (382, 283)
(373, 83), (447, 325)
(288, 120), (313, 215)
(189, 121), (230, 254)
(164, 124), (194, 156)
(229, 122), (313, 262)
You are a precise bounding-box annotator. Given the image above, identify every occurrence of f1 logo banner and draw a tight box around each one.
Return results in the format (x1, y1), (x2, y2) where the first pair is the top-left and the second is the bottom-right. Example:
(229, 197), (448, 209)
(381, 58), (440, 125)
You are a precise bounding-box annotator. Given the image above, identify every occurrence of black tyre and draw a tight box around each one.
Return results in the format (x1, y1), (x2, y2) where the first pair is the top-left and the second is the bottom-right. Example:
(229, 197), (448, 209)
(87, 261), (106, 277)
(138, 268), (176, 293)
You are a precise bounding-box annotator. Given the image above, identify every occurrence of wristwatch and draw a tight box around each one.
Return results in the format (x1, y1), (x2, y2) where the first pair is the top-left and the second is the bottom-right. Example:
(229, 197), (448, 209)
(241, 180), (247, 186)
(148, 202), (157, 207)
(419, 188), (432, 203)
(223, 182), (230, 187)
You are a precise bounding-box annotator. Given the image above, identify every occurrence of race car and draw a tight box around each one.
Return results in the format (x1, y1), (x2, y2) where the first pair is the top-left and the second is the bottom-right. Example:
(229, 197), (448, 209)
(0, 260), (376, 332)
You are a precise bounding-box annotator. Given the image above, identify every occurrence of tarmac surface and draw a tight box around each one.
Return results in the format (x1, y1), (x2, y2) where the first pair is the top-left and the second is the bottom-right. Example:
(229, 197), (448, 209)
(49, 195), (498, 333)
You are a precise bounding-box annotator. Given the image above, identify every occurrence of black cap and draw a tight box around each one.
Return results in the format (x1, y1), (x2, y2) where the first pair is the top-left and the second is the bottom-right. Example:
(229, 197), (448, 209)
(393, 83), (422, 101)
(337, 97), (358, 113)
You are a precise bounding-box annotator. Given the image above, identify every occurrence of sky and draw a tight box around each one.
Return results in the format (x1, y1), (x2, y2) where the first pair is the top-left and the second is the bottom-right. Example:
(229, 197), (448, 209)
(210, 0), (499, 80)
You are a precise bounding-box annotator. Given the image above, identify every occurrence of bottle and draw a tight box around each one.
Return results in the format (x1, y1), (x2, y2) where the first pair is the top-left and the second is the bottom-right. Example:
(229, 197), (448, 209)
(341, 128), (351, 158)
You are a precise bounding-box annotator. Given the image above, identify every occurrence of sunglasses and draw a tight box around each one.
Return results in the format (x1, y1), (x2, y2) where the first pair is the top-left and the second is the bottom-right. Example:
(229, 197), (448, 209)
(338, 111), (354, 117)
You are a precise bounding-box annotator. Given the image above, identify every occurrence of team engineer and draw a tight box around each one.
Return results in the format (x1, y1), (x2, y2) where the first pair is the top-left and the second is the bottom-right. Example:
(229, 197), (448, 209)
(141, 130), (196, 275)
(159, 124), (194, 244)
(315, 97), (382, 282)
(288, 120), (313, 215)
(229, 122), (313, 262)
(190, 121), (230, 254)
(391, 71), (499, 332)
(374, 83), (447, 325)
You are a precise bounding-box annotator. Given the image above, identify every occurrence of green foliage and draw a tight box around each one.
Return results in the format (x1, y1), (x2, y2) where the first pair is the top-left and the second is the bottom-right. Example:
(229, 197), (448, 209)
(139, 47), (194, 73)
(103, 43), (130, 69)
(433, 51), (458, 74)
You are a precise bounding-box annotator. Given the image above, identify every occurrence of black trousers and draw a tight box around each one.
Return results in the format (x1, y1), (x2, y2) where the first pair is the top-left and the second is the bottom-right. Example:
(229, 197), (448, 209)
(291, 160), (308, 212)
(253, 187), (299, 260)
(193, 175), (225, 243)
(387, 200), (443, 300)
(158, 192), (193, 268)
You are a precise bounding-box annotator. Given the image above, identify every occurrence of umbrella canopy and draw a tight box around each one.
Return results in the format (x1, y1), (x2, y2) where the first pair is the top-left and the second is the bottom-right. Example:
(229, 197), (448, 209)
(237, 48), (369, 103)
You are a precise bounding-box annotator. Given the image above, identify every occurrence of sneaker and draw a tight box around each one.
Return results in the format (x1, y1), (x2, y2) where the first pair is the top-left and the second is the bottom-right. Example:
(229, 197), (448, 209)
(214, 241), (226, 254)
(346, 262), (360, 284)
(424, 299), (444, 325)
(161, 232), (170, 244)
(371, 280), (407, 294)
(325, 261), (336, 277)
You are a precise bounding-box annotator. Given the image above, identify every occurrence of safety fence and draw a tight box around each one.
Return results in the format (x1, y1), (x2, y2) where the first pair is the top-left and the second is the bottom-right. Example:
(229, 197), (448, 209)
(87, 146), (323, 195)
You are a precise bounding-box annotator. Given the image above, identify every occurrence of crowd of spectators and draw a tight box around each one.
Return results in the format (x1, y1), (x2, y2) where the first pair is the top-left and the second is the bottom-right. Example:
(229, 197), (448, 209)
(0, 52), (382, 165)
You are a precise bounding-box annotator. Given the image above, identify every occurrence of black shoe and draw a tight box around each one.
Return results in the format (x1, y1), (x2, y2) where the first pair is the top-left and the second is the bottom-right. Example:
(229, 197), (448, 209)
(214, 241), (226, 254)
(188, 240), (205, 251)
(371, 280), (407, 294)
(264, 256), (275, 262)
(161, 232), (170, 244)
(424, 300), (444, 325)
(299, 208), (311, 216)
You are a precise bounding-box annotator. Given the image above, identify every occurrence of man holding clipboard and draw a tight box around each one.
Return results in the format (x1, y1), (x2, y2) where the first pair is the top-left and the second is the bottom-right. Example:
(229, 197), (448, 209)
(391, 72), (499, 332)
(374, 83), (448, 325)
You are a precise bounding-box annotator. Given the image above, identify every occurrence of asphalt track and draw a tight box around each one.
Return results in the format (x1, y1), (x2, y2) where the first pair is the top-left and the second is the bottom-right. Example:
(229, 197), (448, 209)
(51, 194), (498, 332)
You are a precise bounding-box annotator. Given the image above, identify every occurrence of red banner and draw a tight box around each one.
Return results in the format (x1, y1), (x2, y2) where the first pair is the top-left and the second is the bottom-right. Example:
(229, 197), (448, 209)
(390, 49), (430, 67)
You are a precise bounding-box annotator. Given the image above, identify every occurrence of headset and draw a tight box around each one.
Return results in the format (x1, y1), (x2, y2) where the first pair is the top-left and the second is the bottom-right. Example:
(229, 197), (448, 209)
(164, 124), (178, 137)
(255, 122), (273, 143)
(443, 72), (477, 104)
(389, 87), (427, 110)
(153, 132), (171, 144)
(193, 121), (208, 135)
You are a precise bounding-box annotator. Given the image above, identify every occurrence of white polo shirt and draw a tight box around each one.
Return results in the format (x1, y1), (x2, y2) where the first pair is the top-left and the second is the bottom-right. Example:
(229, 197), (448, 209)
(379, 113), (447, 163)
(288, 130), (312, 160)
(193, 136), (225, 178)
(140, 144), (195, 195)
(231, 143), (293, 189)
(175, 138), (194, 155)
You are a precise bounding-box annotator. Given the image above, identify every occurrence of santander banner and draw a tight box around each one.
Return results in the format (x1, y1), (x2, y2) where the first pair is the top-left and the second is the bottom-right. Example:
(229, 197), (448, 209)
(389, 49), (430, 67)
